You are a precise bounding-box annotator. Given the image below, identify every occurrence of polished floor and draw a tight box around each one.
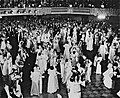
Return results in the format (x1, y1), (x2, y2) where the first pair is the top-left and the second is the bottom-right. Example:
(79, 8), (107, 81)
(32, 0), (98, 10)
(82, 74), (116, 98)
(22, 73), (116, 98)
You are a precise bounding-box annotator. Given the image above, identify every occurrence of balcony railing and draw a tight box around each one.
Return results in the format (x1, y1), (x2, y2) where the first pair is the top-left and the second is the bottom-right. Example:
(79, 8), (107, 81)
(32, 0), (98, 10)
(0, 7), (119, 16)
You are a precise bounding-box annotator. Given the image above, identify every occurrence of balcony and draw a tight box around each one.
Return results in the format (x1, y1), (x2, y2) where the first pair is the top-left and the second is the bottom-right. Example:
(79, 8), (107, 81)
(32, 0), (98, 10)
(0, 7), (119, 17)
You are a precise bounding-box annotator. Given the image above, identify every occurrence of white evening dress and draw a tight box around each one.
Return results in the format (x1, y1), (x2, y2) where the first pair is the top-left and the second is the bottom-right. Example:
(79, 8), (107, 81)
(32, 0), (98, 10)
(98, 43), (108, 60)
(103, 63), (113, 89)
(108, 46), (115, 62)
(47, 69), (59, 93)
(86, 34), (93, 51)
(62, 61), (72, 83)
(96, 57), (102, 74)
(85, 60), (92, 82)
(64, 44), (70, 59)
(1, 39), (6, 50)
(60, 59), (65, 79)
(67, 80), (81, 98)
(30, 71), (40, 96)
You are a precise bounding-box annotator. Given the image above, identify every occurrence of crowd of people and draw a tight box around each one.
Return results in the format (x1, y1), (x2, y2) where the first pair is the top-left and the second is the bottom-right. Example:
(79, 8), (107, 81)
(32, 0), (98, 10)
(0, 15), (120, 98)
(0, 0), (119, 8)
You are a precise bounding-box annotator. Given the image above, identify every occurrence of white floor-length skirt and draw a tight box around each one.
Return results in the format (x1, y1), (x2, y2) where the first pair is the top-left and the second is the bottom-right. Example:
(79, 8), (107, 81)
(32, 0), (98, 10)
(47, 69), (59, 93)
(96, 62), (101, 74)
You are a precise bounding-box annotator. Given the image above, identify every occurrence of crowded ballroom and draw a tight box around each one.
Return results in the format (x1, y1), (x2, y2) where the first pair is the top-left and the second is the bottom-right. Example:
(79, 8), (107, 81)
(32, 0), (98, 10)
(0, 0), (120, 98)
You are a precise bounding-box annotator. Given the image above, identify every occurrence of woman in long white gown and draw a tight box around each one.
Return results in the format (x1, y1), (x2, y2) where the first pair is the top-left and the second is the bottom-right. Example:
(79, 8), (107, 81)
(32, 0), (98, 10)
(36, 67), (44, 94)
(98, 41), (108, 60)
(30, 67), (40, 96)
(67, 74), (83, 98)
(85, 59), (92, 82)
(103, 63), (113, 89)
(47, 66), (59, 94)
(63, 42), (71, 60)
(41, 50), (48, 72)
(36, 50), (48, 74)
(2, 53), (13, 98)
(1, 38), (6, 50)
(60, 56), (65, 79)
(53, 36), (60, 53)
(96, 56), (102, 74)
(62, 59), (72, 84)
(108, 45), (116, 63)
(72, 27), (77, 44)
(86, 33), (93, 51)
(35, 53), (44, 74)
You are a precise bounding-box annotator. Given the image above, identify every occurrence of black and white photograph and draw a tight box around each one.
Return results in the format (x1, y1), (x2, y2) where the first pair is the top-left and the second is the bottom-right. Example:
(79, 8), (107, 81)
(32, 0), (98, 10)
(0, 0), (120, 98)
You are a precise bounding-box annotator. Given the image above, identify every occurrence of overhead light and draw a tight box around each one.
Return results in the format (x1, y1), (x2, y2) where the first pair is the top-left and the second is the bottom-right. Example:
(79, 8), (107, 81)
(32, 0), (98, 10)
(92, 5), (94, 7)
(101, 4), (104, 8)
(32, 4), (34, 7)
(38, 5), (41, 7)
(0, 16), (2, 18)
(69, 4), (72, 7)
(79, 4), (82, 7)
(88, 4), (92, 7)
(97, 14), (106, 20)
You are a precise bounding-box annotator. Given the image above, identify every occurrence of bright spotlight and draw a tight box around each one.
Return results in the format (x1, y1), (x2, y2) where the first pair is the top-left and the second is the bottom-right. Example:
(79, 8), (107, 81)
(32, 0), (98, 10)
(69, 4), (72, 7)
(97, 14), (106, 20)
(101, 4), (105, 8)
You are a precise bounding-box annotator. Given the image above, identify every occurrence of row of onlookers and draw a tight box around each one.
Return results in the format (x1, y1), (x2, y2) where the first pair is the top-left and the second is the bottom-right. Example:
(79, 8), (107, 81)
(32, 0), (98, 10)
(0, 0), (119, 8)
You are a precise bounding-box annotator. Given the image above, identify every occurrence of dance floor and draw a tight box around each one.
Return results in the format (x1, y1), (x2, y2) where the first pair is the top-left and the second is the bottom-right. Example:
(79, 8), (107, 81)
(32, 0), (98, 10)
(22, 73), (116, 98)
